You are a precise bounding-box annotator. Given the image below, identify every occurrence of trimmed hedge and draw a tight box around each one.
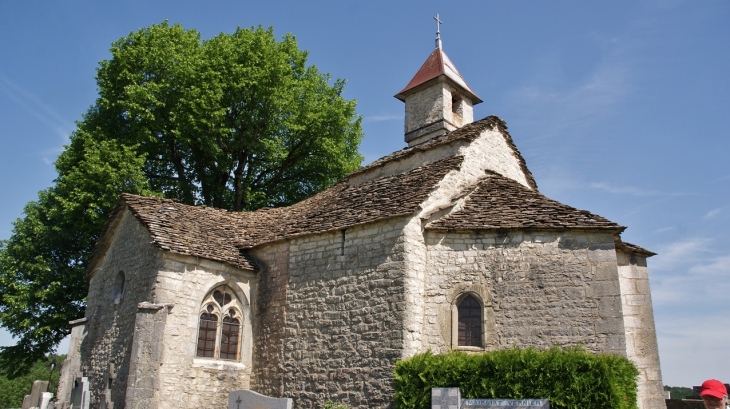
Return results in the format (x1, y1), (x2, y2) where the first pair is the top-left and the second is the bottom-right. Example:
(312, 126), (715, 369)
(393, 347), (639, 409)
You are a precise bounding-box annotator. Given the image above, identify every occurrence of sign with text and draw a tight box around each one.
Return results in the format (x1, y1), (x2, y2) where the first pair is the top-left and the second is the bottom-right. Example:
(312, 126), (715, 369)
(462, 399), (550, 409)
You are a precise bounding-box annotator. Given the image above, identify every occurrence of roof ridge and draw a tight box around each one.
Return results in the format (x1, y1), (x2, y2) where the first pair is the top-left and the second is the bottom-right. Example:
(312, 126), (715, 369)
(349, 115), (538, 191)
(350, 116), (498, 177)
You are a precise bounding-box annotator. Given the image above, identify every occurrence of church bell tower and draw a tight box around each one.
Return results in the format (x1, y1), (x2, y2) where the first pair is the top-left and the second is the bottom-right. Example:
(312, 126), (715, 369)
(395, 15), (483, 147)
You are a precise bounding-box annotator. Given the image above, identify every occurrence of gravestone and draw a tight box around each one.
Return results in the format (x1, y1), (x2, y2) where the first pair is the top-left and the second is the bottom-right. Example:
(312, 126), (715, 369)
(39, 392), (53, 409)
(70, 377), (89, 409)
(432, 387), (461, 409)
(21, 395), (33, 409)
(431, 388), (549, 409)
(21, 380), (49, 409)
(228, 390), (292, 409)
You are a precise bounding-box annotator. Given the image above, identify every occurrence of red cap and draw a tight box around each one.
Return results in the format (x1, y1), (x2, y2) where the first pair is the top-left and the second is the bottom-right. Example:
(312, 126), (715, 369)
(700, 379), (728, 399)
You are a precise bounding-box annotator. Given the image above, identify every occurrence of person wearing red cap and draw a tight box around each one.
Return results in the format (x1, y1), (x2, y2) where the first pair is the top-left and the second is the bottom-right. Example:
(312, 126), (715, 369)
(700, 379), (728, 409)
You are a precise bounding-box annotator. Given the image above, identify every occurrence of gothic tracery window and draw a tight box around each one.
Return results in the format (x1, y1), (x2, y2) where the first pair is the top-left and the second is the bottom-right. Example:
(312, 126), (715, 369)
(457, 294), (482, 347)
(196, 286), (242, 360)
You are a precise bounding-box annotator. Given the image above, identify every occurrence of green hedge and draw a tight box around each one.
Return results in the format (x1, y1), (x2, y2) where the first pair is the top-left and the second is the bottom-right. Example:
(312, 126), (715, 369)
(393, 347), (639, 409)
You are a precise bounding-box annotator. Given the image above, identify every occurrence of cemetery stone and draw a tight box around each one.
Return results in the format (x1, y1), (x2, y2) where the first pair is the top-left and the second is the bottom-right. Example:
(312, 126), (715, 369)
(432, 388), (461, 409)
(228, 390), (293, 409)
(431, 388), (549, 409)
(39, 392), (53, 409)
(70, 377), (90, 409)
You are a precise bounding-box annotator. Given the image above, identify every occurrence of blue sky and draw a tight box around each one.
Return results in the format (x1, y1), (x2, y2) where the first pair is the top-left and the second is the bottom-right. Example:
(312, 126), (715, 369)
(1, 0), (728, 388)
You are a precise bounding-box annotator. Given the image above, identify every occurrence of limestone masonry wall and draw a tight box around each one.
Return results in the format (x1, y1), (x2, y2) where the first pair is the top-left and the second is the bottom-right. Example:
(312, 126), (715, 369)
(251, 217), (410, 409)
(79, 210), (161, 408)
(250, 239), (290, 397)
(152, 254), (256, 408)
(617, 250), (665, 409)
(422, 230), (627, 355)
(404, 82), (450, 135)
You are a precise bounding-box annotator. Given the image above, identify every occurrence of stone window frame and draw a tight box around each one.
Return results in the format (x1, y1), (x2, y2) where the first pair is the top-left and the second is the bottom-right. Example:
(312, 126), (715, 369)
(451, 291), (486, 351)
(196, 286), (244, 361)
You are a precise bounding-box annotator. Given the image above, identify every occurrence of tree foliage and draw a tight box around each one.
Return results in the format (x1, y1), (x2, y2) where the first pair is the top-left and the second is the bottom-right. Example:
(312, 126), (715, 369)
(0, 22), (363, 375)
(94, 22), (362, 210)
(0, 135), (152, 375)
(0, 354), (64, 408)
(663, 385), (694, 399)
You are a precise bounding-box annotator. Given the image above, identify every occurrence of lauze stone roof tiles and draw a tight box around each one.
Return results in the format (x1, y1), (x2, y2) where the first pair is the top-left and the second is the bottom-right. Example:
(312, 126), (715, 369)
(351, 116), (538, 191)
(118, 194), (256, 270)
(113, 155), (463, 270)
(427, 171), (623, 231)
(96, 115), (643, 272)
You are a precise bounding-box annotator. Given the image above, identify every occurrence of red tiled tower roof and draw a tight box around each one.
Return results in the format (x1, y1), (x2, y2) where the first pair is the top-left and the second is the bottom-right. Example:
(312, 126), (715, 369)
(395, 48), (482, 103)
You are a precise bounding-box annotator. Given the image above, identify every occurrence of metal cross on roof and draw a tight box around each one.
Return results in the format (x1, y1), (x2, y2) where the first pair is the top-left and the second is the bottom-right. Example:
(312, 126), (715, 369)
(434, 14), (443, 49)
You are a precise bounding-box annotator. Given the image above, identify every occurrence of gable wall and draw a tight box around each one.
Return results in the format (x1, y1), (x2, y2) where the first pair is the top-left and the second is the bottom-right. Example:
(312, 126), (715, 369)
(349, 127), (531, 191)
(422, 230), (627, 354)
(79, 210), (162, 408)
(250, 217), (411, 409)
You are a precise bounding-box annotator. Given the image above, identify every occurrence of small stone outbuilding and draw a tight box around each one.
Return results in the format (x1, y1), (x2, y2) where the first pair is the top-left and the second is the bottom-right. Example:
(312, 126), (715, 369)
(57, 41), (665, 409)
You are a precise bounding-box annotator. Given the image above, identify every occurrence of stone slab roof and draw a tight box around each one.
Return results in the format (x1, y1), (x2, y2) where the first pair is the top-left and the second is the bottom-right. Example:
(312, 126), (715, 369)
(117, 194), (256, 270)
(236, 155), (464, 247)
(617, 241), (657, 257)
(426, 171), (624, 231)
(351, 116), (538, 190)
(92, 116), (639, 272)
(104, 156), (463, 270)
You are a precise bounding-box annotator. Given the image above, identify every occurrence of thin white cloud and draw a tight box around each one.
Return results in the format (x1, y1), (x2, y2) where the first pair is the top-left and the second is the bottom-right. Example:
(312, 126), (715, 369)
(709, 174), (730, 183)
(689, 255), (730, 275)
(510, 47), (631, 136)
(588, 181), (694, 197)
(702, 208), (722, 220)
(650, 238), (730, 319)
(589, 182), (663, 197)
(650, 237), (712, 272)
(364, 114), (402, 123)
(40, 146), (66, 166)
(0, 72), (74, 142)
(652, 227), (675, 234)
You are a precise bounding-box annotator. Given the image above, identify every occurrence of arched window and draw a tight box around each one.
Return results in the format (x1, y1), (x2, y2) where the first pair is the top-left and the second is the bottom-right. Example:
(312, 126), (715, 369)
(196, 286), (242, 360)
(112, 271), (125, 305)
(457, 295), (482, 347)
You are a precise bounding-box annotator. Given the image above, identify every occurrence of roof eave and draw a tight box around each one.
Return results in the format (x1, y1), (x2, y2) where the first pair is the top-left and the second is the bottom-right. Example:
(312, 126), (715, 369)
(394, 74), (483, 104)
(425, 226), (627, 233)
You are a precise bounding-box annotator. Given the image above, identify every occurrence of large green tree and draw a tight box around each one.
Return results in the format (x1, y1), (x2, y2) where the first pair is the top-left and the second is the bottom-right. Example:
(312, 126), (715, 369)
(0, 22), (363, 375)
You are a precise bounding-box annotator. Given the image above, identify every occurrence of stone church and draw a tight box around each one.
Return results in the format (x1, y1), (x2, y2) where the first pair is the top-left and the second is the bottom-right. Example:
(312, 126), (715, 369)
(56, 38), (665, 409)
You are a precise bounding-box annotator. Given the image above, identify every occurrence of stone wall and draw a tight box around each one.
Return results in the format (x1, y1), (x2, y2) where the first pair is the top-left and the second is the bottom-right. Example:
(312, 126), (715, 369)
(73, 209), (258, 408)
(125, 302), (172, 409)
(78, 210), (161, 408)
(151, 254), (257, 407)
(250, 217), (411, 409)
(249, 239), (290, 397)
(617, 250), (665, 409)
(403, 81), (452, 136)
(421, 230), (627, 355)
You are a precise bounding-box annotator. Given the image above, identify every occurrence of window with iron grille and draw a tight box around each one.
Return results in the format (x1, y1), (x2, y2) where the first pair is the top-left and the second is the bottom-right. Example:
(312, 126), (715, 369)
(458, 295), (482, 347)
